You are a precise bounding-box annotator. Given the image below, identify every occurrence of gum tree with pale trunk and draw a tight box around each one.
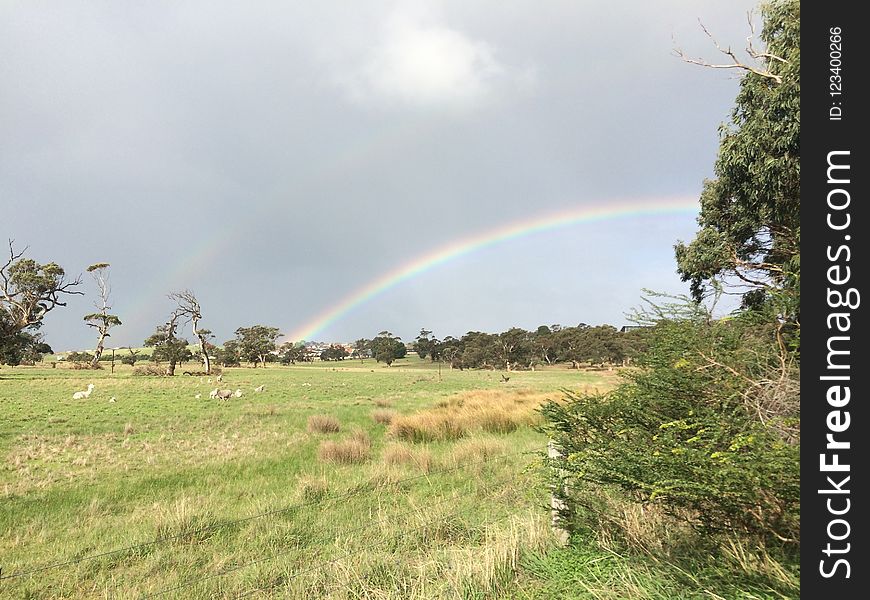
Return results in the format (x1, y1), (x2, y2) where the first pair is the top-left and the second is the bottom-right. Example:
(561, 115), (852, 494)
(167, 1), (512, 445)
(83, 263), (121, 368)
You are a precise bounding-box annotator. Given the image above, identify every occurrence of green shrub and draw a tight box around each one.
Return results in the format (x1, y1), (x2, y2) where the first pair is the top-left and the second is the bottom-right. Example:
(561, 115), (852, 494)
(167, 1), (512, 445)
(541, 302), (799, 545)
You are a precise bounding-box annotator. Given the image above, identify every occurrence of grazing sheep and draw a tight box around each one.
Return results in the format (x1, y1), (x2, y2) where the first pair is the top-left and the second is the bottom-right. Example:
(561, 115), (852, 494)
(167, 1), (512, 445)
(109, 396), (116, 403)
(233, 389), (243, 398)
(73, 384), (95, 400)
(254, 385), (265, 392)
(207, 378), (212, 384)
(194, 393), (202, 399)
(216, 374), (223, 382)
(216, 389), (233, 400)
(209, 388), (219, 399)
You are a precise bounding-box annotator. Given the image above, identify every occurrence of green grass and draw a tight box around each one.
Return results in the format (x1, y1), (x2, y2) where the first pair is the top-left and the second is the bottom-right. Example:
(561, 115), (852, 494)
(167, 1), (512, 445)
(514, 540), (799, 599)
(0, 357), (615, 598)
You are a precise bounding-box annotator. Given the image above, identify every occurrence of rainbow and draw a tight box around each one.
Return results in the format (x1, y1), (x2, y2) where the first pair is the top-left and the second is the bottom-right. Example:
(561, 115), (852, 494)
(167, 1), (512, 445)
(287, 196), (698, 342)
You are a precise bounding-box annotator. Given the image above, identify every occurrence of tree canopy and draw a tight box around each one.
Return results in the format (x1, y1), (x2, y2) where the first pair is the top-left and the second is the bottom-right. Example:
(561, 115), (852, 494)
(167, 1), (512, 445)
(234, 325), (281, 368)
(675, 0), (800, 322)
(1, 242), (82, 355)
(370, 332), (407, 366)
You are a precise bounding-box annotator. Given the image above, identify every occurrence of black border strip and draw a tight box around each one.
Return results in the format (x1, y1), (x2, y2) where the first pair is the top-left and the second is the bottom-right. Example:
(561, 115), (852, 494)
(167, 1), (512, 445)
(802, 2), (867, 595)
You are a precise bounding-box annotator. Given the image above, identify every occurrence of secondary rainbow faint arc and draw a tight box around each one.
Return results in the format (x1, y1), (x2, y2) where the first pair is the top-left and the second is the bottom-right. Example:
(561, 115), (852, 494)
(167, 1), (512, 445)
(287, 196), (698, 341)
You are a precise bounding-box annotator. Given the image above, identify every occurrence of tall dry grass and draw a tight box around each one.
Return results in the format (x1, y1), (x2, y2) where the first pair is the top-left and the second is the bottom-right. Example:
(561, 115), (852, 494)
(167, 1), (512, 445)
(318, 430), (372, 465)
(389, 389), (547, 443)
(382, 443), (433, 472)
(371, 409), (396, 425)
(308, 415), (341, 433)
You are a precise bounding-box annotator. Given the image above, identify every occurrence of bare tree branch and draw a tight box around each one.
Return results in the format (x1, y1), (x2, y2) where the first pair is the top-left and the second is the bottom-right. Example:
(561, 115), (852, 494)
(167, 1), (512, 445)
(673, 18), (784, 84)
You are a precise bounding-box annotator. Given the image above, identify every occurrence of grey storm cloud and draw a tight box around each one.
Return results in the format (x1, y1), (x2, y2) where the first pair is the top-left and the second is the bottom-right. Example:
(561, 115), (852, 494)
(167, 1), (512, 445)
(1, 0), (758, 350)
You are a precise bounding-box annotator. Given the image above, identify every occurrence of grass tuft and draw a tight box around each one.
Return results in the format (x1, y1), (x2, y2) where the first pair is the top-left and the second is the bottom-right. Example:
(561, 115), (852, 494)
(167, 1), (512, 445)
(307, 415), (340, 433)
(371, 408), (397, 425)
(296, 475), (330, 502)
(318, 439), (371, 464)
(389, 412), (467, 443)
(381, 443), (433, 472)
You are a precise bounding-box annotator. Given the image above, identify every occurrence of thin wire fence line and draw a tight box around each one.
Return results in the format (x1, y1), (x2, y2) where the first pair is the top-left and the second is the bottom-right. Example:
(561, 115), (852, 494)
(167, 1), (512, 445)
(236, 497), (517, 599)
(144, 474), (512, 599)
(0, 449), (534, 582)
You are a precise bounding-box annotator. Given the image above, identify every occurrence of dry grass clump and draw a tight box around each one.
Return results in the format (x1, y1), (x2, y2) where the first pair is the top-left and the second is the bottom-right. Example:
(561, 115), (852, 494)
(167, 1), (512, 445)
(296, 475), (329, 502)
(349, 427), (372, 448)
(318, 438), (371, 464)
(389, 412), (467, 443)
(371, 408), (397, 425)
(382, 443), (433, 472)
(374, 399), (393, 408)
(389, 389), (547, 443)
(443, 512), (555, 595)
(307, 415), (340, 433)
(450, 438), (508, 464)
(123, 423), (135, 436)
(476, 409), (519, 434)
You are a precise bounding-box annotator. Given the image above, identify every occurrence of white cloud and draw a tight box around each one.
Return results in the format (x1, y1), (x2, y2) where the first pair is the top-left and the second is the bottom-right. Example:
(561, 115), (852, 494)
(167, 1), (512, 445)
(335, 11), (527, 110)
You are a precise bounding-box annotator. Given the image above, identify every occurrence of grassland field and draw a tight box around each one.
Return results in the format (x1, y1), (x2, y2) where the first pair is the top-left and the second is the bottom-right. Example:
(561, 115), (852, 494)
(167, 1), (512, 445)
(0, 356), (618, 599)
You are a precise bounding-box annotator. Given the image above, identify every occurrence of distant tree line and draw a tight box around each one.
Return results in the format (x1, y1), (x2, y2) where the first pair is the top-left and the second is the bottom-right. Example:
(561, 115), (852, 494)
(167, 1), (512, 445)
(411, 324), (645, 371)
(0, 240), (643, 374)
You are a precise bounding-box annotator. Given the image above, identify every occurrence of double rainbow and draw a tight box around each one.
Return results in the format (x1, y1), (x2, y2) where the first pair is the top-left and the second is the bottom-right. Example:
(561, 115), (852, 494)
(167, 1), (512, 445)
(286, 196), (698, 341)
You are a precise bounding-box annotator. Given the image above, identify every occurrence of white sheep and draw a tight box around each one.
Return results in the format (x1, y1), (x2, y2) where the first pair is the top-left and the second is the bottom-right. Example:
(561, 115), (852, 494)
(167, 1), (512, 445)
(254, 385), (265, 392)
(108, 396), (116, 403)
(209, 388), (219, 399)
(194, 393), (202, 399)
(72, 384), (95, 400)
(233, 389), (243, 398)
(216, 374), (223, 382)
(216, 389), (233, 400)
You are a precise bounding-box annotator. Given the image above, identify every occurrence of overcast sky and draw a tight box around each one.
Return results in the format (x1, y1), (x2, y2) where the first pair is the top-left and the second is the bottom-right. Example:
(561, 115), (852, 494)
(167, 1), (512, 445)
(1, 0), (759, 350)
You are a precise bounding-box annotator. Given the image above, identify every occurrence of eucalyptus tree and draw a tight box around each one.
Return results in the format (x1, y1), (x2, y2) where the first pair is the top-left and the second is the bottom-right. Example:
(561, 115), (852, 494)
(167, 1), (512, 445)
(83, 263), (121, 368)
(169, 290), (214, 374)
(1, 240), (82, 349)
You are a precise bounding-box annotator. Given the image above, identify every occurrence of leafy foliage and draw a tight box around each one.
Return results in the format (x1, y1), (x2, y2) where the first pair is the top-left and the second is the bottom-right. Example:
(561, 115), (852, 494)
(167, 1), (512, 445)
(675, 0), (800, 319)
(278, 341), (307, 365)
(144, 326), (192, 367)
(1, 243), (82, 359)
(320, 344), (349, 361)
(541, 1), (801, 562)
(0, 324), (52, 366)
(65, 351), (96, 364)
(233, 325), (280, 367)
(371, 332), (407, 366)
(541, 303), (799, 544)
